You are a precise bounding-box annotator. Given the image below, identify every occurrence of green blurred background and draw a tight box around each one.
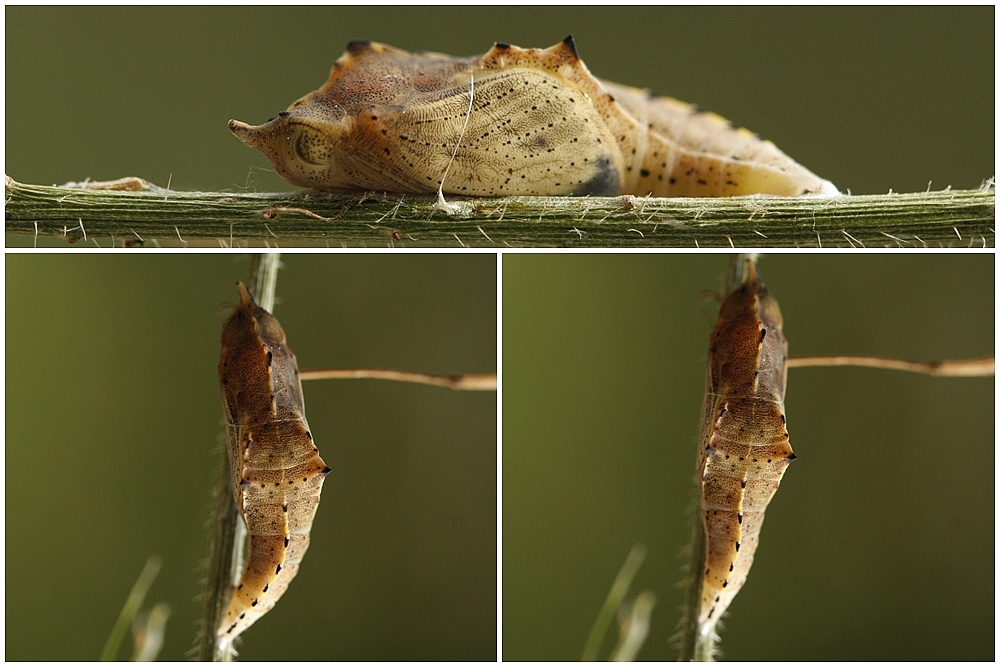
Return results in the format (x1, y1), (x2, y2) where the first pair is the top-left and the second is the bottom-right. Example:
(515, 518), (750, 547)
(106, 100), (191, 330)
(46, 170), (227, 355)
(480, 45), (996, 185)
(5, 6), (993, 200)
(6, 253), (497, 660)
(503, 253), (993, 660)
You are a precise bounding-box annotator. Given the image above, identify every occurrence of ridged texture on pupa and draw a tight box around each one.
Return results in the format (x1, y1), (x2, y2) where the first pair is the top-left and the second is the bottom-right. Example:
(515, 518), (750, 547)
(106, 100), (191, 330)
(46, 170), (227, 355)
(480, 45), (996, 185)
(216, 283), (330, 641)
(229, 37), (838, 197)
(696, 261), (795, 630)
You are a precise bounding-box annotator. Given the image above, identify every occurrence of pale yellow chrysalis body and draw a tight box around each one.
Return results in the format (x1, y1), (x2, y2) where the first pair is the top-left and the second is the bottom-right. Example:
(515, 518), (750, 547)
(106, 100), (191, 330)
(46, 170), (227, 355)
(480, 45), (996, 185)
(217, 283), (330, 641)
(697, 262), (794, 630)
(229, 37), (838, 197)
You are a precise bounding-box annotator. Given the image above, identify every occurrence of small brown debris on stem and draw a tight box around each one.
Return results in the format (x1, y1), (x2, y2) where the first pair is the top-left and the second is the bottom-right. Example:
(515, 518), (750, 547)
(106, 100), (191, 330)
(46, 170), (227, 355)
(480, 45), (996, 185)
(261, 206), (331, 221)
(62, 176), (151, 191)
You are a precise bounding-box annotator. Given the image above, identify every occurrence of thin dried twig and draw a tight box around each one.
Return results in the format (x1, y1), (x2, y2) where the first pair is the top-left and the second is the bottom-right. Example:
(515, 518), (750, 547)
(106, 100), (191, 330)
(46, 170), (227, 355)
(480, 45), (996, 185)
(788, 355), (994, 377)
(299, 368), (496, 390)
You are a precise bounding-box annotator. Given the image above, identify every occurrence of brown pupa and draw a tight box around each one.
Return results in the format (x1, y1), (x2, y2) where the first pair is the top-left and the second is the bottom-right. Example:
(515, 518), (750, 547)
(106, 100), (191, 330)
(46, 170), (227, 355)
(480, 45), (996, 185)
(229, 37), (838, 197)
(217, 282), (330, 641)
(695, 260), (794, 633)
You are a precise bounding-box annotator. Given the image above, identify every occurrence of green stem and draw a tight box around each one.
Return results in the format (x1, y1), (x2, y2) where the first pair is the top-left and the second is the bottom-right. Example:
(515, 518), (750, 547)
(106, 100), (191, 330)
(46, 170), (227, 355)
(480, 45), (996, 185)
(132, 602), (172, 662)
(196, 254), (281, 662)
(678, 516), (715, 662)
(609, 591), (657, 662)
(4, 176), (994, 247)
(101, 556), (163, 661)
(582, 544), (647, 661)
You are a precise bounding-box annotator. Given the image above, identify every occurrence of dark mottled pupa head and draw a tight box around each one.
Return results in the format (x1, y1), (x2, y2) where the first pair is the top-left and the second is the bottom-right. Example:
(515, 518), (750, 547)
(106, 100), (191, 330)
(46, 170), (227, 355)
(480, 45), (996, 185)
(227, 40), (409, 191)
(228, 109), (347, 190)
(221, 282), (288, 348)
(718, 259), (783, 331)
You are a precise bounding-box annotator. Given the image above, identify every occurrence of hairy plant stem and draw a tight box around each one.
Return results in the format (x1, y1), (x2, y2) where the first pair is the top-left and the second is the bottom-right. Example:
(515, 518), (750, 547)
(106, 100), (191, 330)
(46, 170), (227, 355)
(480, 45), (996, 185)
(678, 517), (714, 662)
(4, 176), (994, 247)
(679, 255), (756, 661)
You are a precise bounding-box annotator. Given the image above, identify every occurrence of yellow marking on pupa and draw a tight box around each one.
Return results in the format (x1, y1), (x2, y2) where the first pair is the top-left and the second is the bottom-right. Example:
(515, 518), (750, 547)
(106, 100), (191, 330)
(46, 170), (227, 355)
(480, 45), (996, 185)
(229, 36), (838, 197)
(217, 283), (331, 641)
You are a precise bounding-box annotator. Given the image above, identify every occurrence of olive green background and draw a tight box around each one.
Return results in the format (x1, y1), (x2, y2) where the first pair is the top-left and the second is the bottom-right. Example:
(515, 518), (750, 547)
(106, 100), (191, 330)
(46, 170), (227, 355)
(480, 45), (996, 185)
(6, 254), (497, 660)
(5, 6), (993, 199)
(503, 253), (993, 660)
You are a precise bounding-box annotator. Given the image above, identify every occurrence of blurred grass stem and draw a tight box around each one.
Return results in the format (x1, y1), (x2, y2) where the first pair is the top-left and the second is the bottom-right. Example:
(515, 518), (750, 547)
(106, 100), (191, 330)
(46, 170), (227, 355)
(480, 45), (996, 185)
(582, 543), (647, 661)
(132, 602), (172, 661)
(101, 555), (163, 661)
(610, 591), (657, 662)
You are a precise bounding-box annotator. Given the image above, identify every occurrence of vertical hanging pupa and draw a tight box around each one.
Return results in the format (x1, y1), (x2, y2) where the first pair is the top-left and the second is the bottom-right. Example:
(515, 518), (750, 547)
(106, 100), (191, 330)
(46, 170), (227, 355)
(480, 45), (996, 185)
(694, 260), (795, 639)
(217, 283), (330, 641)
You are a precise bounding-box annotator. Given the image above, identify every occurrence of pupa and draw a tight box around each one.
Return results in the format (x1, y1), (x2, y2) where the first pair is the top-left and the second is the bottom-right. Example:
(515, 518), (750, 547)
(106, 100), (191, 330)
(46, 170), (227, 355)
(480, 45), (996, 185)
(693, 259), (794, 640)
(229, 37), (838, 197)
(217, 282), (330, 642)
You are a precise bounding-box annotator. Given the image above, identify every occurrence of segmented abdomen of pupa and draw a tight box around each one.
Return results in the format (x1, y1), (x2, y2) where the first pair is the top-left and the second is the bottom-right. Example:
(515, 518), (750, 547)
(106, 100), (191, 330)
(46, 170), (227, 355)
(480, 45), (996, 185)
(216, 282), (330, 641)
(600, 80), (839, 197)
(228, 37), (837, 197)
(696, 261), (795, 629)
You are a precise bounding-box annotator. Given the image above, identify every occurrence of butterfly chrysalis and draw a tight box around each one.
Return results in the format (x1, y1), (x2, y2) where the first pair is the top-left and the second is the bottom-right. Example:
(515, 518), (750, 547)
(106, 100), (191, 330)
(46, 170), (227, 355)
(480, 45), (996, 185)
(229, 38), (838, 198)
(216, 283), (330, 641)
(695, 259), (794, 635)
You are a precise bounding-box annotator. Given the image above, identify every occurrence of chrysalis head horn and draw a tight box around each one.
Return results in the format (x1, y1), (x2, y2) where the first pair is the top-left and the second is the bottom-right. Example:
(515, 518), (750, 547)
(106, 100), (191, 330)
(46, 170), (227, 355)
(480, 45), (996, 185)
(228, 119), (267, 152)
(235, 281), (256, 308)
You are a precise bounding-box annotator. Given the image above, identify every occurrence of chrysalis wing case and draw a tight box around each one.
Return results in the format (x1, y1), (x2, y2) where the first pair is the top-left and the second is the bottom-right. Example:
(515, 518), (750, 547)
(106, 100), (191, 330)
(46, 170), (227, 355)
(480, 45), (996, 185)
(229, 37), (839, 197)
(217, 283), (331, 641)
(696, 261), (795, 633)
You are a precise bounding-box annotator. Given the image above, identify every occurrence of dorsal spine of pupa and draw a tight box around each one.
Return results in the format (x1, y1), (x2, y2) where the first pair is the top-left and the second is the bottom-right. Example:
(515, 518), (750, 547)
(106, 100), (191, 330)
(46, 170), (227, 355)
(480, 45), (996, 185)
(229, 36), (838, 197)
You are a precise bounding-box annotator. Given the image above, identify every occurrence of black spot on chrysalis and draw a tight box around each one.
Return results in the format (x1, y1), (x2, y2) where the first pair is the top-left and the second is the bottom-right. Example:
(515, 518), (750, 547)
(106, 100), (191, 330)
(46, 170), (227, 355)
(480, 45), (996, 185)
(346, 39), (372, 54)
